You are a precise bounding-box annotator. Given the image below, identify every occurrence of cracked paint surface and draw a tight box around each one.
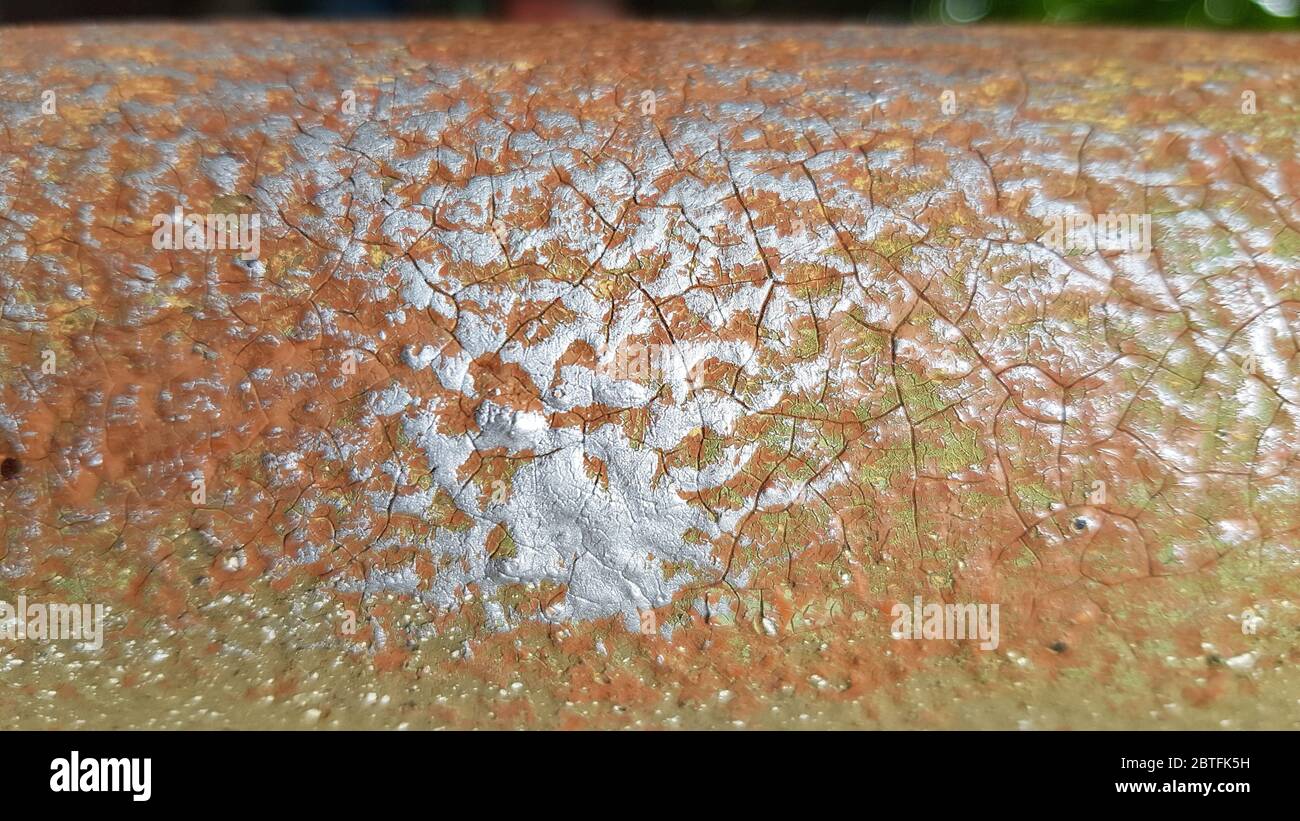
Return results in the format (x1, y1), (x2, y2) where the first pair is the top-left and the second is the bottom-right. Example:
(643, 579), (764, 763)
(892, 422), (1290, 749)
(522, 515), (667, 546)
(1, 22), (1299, 728)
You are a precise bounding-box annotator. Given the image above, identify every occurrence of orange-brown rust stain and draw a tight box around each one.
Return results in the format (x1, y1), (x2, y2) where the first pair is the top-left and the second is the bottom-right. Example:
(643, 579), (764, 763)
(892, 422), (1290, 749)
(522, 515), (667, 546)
(0, 21), (1297, 729)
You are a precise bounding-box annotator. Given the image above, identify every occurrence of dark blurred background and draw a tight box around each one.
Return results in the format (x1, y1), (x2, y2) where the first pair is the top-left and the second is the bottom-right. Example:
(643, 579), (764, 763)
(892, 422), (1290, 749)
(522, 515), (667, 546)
(1, 0), (1296, 27)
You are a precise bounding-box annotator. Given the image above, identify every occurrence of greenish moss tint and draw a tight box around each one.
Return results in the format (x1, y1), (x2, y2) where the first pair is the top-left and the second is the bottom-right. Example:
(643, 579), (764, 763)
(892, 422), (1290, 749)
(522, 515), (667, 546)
(1015, 482), (1057, 510)
(858, 446), (910, 492)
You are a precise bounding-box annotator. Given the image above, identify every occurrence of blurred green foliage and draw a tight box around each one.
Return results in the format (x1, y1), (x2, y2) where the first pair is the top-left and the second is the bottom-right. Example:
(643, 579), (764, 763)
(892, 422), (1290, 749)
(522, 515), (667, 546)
(929, 0), (1300, 28)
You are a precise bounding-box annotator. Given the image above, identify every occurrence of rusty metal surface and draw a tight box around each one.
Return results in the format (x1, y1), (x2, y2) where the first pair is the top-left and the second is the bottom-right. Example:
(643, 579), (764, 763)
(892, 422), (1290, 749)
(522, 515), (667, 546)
(0, 22), (1298, 728)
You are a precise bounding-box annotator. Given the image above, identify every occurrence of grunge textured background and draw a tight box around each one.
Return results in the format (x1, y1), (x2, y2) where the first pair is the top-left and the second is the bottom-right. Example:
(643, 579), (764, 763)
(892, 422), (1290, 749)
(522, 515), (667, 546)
(0, 22), (1298, 729)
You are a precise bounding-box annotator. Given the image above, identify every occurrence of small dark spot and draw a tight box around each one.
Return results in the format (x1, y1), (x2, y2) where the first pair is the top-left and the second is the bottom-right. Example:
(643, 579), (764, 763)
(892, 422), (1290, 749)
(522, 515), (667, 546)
(1049, 641), (1068, 654)
(1207, 654), (1223, 666)
(1071, 517), (1088, 533)
(0, 457), (20, 480)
